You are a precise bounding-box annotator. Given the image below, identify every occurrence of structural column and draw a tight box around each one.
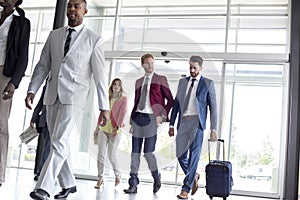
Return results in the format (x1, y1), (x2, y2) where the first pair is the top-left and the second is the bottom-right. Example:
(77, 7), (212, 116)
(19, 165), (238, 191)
(53, 0), (67, 30)
(285, 0), (300, 199)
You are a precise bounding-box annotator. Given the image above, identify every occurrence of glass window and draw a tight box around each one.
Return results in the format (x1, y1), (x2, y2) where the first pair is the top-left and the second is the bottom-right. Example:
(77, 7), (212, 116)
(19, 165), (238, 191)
(220, 64), (285, 194)
(228, 4), (288, 53)
(8, 0), (290, 198)
(75, 1), (289, 197)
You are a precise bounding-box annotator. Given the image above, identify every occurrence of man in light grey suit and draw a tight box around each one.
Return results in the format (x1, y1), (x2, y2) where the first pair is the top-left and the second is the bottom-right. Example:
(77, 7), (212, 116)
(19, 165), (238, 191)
(25, 0), (109, 199)
(169, 55), (218, 199)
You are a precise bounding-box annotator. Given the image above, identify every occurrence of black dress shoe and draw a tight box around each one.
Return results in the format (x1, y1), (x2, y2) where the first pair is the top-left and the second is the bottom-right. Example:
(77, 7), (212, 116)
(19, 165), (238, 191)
(34, 175), (39, 181)
(153, 173), (161, 193)
(30, 189), (50, 200)
(123, 186), (137, 194)
(54, 186), (77, 199)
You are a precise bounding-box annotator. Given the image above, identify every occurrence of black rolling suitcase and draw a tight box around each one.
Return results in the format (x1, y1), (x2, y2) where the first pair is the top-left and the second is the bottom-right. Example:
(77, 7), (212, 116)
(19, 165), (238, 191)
(205, 139), (233, 200)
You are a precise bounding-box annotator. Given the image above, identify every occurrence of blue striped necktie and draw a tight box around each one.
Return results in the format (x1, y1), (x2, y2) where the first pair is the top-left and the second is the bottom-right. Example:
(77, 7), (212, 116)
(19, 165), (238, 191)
(64, 28), (74, 56)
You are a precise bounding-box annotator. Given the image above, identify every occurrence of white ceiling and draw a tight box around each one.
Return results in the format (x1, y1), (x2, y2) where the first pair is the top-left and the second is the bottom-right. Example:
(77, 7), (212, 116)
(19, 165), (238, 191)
(93, 0), (287, 7)
(21, 0), (288, 8)
(22, 0), (57, 7)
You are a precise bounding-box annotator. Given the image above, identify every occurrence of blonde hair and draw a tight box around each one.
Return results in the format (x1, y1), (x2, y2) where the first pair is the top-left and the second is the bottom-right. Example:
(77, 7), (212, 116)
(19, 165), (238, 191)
(108, 78), (125, 100)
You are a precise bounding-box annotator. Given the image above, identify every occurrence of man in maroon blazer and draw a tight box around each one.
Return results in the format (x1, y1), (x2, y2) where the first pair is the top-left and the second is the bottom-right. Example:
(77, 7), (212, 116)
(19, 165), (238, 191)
(124, 53), (174, 194)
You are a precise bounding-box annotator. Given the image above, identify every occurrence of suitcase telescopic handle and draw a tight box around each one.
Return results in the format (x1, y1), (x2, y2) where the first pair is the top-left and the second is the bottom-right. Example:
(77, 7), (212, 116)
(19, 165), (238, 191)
(208, 139), (225, 162)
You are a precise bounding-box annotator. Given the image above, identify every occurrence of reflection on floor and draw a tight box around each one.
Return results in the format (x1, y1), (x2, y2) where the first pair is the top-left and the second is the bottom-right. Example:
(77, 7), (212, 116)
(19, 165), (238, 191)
(0, 168), (274, 200)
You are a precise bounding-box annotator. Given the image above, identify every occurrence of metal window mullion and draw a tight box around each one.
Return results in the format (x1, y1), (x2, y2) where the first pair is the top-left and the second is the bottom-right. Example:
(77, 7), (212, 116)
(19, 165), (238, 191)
(30, 10), (43, 75)
(224, 0), (231, 53)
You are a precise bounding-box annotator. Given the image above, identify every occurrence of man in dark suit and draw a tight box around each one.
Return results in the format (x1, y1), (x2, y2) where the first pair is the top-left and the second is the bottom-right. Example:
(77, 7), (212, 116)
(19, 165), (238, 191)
(30, 83), (50, 181)
(169, 55), (218, 199)
(124, 53), (174, 194)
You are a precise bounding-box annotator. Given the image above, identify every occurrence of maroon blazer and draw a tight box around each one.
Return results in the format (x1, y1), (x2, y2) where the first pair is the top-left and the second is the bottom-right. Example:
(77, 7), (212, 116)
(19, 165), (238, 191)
(131, 73), (174, 122)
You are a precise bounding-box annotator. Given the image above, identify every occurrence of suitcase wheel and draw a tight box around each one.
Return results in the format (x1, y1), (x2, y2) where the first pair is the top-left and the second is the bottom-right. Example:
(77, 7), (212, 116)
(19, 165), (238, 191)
(209, 195), (213, 199)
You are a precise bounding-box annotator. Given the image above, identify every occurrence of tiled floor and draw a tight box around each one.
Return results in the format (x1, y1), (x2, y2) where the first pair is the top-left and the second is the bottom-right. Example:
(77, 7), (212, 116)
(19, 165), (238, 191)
(0, 168), (275, 200)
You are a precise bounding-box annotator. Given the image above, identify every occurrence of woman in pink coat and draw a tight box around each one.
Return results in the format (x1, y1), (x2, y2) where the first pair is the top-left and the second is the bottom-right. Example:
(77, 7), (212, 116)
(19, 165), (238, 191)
(94, 78), (127, 188)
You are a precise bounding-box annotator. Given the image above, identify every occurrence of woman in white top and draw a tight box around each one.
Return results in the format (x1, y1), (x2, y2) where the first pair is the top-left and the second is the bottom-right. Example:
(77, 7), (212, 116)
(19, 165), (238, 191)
(0, 0), (30, 187)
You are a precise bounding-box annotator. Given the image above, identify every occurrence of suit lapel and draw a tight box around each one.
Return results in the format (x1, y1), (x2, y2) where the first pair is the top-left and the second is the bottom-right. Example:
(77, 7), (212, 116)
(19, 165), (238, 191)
(196, 76), (205, 95)
(59, 27), (68, 57)
(150, 73), (157, 91)
(65, 26), (87, 57)
(180, 77), (189, 104)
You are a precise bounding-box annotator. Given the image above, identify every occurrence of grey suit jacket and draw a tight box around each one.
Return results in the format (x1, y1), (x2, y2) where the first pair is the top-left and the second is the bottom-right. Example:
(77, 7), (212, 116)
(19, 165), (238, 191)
(28, 26), (109, 110)
(170, 76), (218, 131)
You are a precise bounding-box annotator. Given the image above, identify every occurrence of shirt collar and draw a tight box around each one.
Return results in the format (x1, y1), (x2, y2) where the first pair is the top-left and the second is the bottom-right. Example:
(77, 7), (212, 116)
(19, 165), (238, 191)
(0, 9), (19, 18)
(67, 24), (84, 32)
(13, 10), (19, 16)
(144, 72), (154, 80)
(190, 74), (201, 82)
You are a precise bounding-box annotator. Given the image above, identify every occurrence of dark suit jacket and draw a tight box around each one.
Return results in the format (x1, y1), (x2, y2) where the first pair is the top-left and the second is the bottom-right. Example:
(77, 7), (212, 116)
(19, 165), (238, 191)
(170, 76), (218, 130)
(31, 84), (47, 133)
(2, 13), (31, 89)
(131, 73), (174, 122)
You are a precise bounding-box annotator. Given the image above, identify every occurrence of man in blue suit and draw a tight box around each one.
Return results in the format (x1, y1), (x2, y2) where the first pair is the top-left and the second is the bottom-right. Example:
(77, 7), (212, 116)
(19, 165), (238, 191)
(169, 55), (218, 199)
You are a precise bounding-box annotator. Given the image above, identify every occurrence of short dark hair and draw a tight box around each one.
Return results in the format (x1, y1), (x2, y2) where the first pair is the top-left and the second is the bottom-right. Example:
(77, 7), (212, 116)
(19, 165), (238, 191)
(68, 0), (87, 6)
(141, 53), (154, 64)
(189, 55), (203, 67)
(15, 0), (25, 16)
(15, 0), (23, 7)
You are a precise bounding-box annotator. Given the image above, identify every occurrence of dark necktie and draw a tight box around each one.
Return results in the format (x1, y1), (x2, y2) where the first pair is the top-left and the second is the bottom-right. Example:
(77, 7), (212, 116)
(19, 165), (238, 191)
(64, 28), (74, 56)
(182, 78), (196, 112)
(138, 76), (150, 110)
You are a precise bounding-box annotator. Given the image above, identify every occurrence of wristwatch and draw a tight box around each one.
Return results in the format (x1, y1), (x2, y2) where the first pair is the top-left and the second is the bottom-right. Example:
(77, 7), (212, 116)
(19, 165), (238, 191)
(161, 114), (167, 122)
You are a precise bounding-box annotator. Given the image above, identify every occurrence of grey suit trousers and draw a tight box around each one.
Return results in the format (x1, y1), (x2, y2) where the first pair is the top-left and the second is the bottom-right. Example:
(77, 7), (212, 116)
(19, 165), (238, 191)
(35, 98), (83, 193)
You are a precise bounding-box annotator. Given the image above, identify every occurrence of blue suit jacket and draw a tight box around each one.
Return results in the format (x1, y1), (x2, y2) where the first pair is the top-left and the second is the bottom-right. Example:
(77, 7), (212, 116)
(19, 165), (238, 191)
(170, 76), (218, 131)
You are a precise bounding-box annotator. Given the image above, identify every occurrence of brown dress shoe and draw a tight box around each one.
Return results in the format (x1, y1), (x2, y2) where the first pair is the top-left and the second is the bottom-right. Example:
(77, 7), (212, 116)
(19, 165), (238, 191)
(94, 179), (103, 189)
(191, 173), (200, 195)
(177, 190), (188, 199)
(115, 177), (121, 186)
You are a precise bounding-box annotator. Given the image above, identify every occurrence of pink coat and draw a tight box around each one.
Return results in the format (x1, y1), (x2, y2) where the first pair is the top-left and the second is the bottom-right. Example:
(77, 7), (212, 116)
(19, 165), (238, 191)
(98, 96), (127, 129)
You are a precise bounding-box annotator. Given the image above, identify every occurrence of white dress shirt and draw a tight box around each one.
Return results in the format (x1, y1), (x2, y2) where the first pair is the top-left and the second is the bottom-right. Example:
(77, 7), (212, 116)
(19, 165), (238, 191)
(0, 10), (19, 65)
(183, 74), (201, 116)
(65, 24), (84, 48)
(137, 72), (154, 114)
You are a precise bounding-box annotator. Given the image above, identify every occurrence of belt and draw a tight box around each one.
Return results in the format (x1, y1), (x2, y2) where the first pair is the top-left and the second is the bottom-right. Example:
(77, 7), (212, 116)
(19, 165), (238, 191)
(135, 112), (153, 116)
(182, 115), (198, 120)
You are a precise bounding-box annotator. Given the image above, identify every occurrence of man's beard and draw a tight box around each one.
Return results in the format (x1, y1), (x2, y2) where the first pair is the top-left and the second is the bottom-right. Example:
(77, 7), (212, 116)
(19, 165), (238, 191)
(190, 72), (199, 77)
